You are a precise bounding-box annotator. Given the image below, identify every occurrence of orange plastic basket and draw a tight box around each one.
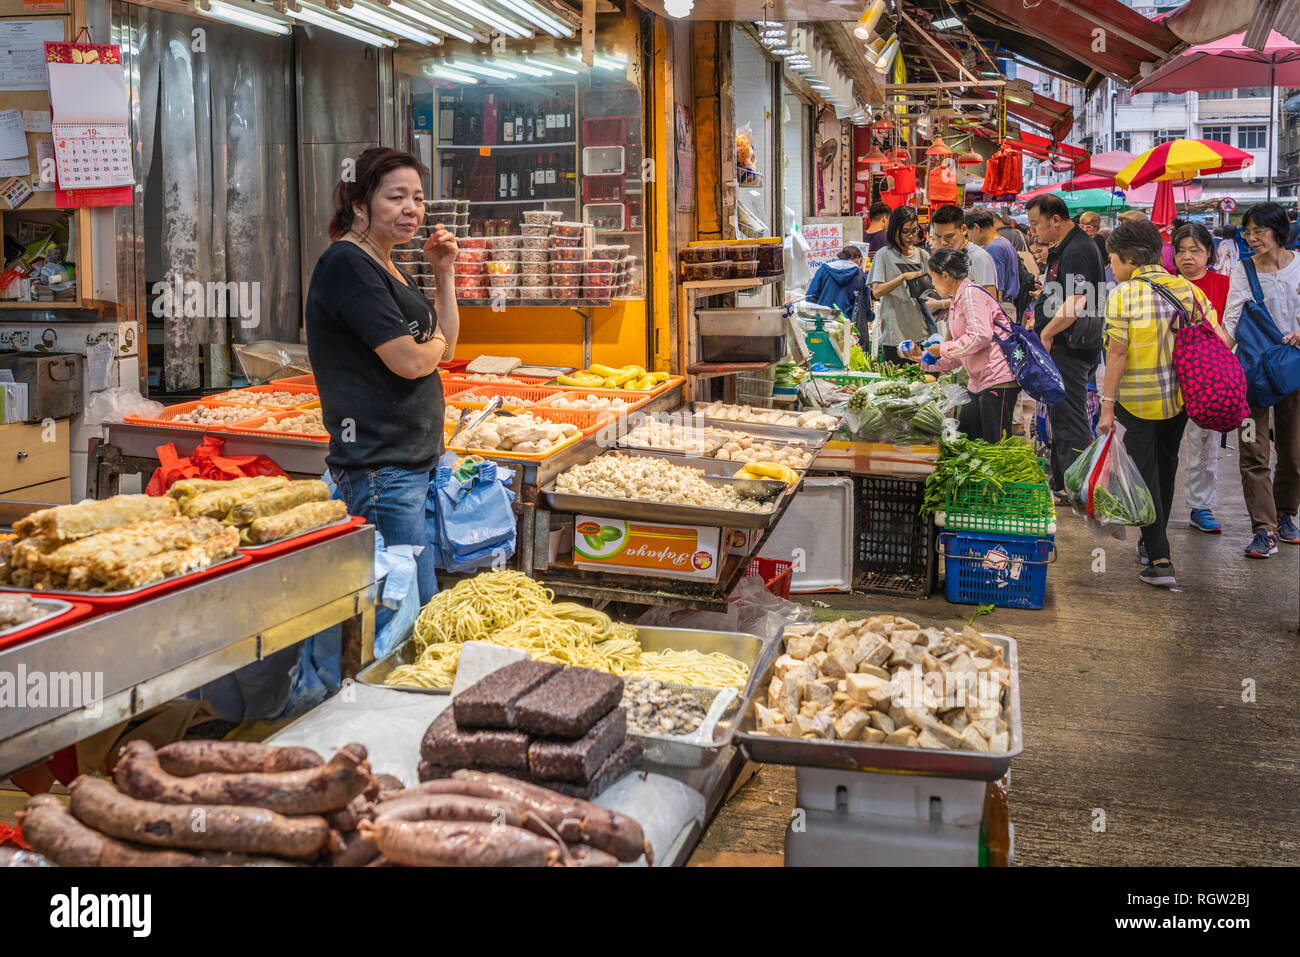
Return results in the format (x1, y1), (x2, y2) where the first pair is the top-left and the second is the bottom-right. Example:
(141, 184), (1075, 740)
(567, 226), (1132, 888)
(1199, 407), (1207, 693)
(441, 382), (565, 407)
(442, 372), (555, 386)
(224, 409), (329, 441)
(533, 388), (653, 414)
(124, 400), (264, 431)
(444, 406), (609, 460)
(273, 374), (317, 387)
(208, 383), (319, 410)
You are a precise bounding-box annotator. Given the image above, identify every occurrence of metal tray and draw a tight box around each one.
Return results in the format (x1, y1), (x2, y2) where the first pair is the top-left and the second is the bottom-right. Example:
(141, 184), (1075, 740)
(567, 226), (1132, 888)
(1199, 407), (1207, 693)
(629, 409), (829, 446)
(0, 597), (75, 640)
(540, 468), (788, 529)
(735, 632), (1023, 781)
(608, 446), (806, 480)
(0, 553), (247, 600)
(358, 626), (781, 770)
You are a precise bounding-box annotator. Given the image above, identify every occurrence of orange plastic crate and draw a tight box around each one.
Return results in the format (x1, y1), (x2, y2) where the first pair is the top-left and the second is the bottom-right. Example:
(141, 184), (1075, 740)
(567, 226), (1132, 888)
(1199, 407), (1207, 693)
(273, 374), (317, 387)
(208, 383), (319, 409)
(533, 388), (652, 414)
(124, 400), (264, 431)
(441, 382), (564, 407)
(224, 409), (329, 441)
(443, 406), (609, 460)
(442, 372), (555, 386)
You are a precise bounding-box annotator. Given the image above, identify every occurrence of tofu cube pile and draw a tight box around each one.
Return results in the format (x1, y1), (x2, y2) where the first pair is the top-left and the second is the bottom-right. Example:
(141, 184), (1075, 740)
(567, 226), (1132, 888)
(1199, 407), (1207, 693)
(752, 616), (1012, 753)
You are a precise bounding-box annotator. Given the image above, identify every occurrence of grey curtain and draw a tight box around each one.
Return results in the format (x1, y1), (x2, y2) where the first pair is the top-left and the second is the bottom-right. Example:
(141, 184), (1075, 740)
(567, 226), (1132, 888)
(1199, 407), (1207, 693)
(137, 7), (301, 389)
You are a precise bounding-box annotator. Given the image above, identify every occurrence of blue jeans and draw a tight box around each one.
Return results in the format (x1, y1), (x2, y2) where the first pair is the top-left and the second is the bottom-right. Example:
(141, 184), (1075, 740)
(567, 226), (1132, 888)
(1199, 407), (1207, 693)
(331, 465), (437, 604)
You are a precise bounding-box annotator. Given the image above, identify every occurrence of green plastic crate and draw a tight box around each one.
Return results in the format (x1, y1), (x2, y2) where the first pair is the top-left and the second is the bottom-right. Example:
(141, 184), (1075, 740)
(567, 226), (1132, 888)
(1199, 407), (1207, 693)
(809, 371), (884, 387)
(941, 479), (1056, 536)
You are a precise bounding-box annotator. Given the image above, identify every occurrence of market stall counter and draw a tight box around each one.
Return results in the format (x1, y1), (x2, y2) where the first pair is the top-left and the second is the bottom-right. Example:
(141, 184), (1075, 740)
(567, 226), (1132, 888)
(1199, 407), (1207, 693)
(0, 521), (376, 779)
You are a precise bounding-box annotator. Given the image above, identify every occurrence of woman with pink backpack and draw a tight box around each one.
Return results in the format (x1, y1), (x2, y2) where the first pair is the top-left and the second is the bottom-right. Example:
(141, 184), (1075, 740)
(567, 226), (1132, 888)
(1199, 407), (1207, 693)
(1096, 219), (1237, 588)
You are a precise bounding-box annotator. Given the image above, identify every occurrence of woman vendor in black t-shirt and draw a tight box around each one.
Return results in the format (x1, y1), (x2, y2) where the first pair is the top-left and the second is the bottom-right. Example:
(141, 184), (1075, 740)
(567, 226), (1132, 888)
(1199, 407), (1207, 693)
(305, 147), (459, 602)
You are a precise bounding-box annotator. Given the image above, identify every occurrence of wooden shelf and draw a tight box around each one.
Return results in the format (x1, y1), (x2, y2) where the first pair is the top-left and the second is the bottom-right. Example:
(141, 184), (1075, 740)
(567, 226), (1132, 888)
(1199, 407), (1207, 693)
(438, 141), (576, 151)
(0, 298), (117, 317)
(680, 275), (783, 291)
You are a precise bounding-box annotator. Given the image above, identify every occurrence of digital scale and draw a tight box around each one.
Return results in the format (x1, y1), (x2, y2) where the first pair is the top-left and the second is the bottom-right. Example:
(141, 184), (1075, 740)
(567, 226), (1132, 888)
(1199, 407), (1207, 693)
(787, 300), (853, 370)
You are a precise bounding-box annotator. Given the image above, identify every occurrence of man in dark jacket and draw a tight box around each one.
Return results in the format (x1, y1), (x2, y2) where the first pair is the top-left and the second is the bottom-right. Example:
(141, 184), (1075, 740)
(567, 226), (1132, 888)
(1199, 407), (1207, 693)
(807, 246), (869, 338)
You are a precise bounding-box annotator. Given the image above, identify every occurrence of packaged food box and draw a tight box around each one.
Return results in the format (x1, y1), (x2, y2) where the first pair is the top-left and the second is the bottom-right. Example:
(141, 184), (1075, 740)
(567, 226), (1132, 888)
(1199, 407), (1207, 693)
(590, 245), (619, 261)
(553, 221), (586, 238)
(491, 235), (522, 250)
(549, 247), (585, 262)
(486, 261), (518, 275)
(584, 259), (615, 274)
(681, 244), (726, 263)
(551, 261), (583, 276)
(522, 236), (550, 249)
(489, 274), (521, 288)
(456, 249), (489, 263)
(733, 260), (759, 278)
(522, 224), (551, 237)
(551, 284), (580, 298)
(523, 210), (563, 225)
(573, 516), (727, 582)
(726, 244), (760, 262)
(460, 237), (490, 250)
(520, 286), (550, 299)
(550, 236), (584, 248)
(491, 248), (521, 263)
(521, 249), (548, 263)
(455, 262), (487, 276)
(682, 260), (733, 281)
(425, 199), (458, 214)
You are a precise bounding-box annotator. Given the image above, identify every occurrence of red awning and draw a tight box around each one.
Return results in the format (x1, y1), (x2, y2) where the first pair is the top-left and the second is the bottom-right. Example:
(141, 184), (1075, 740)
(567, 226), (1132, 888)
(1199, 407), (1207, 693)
(1005, 132), (1089, 165)
(961, 0), (1181, 86)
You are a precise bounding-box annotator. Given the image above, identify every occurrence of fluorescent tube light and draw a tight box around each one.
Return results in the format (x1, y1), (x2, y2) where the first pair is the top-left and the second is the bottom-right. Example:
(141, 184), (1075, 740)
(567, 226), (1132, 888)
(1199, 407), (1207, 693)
(197, 0), (292, 34)
(388, 1), (474, 40)
(288, 4), (395, 45)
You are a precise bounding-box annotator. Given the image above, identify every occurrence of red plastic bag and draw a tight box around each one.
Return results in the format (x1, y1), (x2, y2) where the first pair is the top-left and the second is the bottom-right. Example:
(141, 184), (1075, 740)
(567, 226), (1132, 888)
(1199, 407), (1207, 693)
(145, 435), (289, 495)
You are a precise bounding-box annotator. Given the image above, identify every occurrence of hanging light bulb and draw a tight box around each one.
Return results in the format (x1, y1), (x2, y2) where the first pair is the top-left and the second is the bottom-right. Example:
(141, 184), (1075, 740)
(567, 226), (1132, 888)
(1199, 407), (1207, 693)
(663, 0), (693, 17)
(853, 0), (886, 41)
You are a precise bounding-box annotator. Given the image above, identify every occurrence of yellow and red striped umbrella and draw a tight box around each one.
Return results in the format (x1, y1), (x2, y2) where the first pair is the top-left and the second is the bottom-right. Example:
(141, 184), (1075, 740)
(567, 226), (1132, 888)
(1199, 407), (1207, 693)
(1114, 138), (1254, 189)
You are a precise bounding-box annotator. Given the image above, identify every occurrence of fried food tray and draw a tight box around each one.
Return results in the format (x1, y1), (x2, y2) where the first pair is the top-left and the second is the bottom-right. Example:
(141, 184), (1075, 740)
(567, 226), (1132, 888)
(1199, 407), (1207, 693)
(734, 632), (1023, 781)
(0, 554), (253, 606)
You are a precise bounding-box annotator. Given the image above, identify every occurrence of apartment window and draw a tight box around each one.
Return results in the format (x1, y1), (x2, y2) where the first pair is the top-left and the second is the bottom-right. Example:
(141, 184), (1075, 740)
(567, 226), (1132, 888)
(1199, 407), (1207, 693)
(1115, 89), (1132, 106)
(1153, 91), (1186, 104)
(1113, 132), (1131, 152)
(1239, 125), (1267, 150)
(1202, 88), (1233, 100)
(1239, 87), (1269, 98)
(1154, 129), (1185, 146)
(1202, 125), (1233, 144)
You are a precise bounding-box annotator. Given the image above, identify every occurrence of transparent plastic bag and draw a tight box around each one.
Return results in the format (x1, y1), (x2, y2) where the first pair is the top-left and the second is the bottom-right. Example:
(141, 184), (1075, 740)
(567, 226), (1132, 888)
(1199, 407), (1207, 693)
(842, 379), (967, 442)
(84, 387), (163, 426)
(1064, 427), (1156, 539)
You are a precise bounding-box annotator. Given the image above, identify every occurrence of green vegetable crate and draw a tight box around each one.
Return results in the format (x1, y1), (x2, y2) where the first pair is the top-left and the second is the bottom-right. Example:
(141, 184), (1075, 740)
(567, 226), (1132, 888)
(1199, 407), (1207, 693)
(939, 461), (1055, 537)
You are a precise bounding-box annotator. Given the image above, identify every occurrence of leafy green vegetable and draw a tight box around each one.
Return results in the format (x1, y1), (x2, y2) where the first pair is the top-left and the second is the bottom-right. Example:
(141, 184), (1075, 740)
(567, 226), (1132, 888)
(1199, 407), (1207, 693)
(967, 602), (995, 624)
(922, 436), (1047, 515)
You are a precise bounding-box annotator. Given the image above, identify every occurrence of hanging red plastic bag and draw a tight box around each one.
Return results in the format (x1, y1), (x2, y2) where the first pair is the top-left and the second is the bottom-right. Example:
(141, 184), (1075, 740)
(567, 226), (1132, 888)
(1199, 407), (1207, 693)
(145, 435), (289, 495)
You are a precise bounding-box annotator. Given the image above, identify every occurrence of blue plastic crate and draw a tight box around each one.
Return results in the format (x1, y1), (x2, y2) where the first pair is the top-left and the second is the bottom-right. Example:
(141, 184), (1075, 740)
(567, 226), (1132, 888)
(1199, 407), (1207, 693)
(940, 530), (1054, 610)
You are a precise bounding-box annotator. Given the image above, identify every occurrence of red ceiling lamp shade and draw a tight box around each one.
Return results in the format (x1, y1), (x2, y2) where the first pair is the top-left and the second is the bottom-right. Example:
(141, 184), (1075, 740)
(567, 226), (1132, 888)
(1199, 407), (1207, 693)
(893, 147), (911, 163)
(863, 144), (889, 167)
(871, 116), (895, 133)
(926, 138), (955, 157)
(957, 151), (982, 166)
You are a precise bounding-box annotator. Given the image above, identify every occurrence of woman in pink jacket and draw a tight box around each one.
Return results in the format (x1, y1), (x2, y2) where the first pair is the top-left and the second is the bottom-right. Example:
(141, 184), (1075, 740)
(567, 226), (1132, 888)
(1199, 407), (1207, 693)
(902, 246), (1021, 443)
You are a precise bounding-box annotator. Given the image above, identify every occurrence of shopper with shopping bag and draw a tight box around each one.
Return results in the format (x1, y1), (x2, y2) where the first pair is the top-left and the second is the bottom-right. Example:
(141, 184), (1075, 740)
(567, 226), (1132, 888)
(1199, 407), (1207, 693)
(1096, 219), (1217, 588)
(1222, 202), (1300, 558)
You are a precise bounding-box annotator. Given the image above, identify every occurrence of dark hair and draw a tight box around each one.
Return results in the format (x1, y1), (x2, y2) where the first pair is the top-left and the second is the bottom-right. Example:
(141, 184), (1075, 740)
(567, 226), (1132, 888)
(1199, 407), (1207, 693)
(1106, 219), (1163, 266)
(1093, 230), (1109, 264)
(1026, 194), (1070, 222)
(329, 147), (427, 241)
(1289, 208), (1298, 222)
(1171, 218), (1187, 232)
(929, 246), (970, 279)
(1217, 224), (1238, 239)
(965, 208), (995, 230)
(839, 245), (863, 262)
(868, 202), (891, 220)
(1172, 222), (1214, 256)
(931, 204), (965, 227)
(886, 205), (921, 251)
(1242, 202), (1290, 248)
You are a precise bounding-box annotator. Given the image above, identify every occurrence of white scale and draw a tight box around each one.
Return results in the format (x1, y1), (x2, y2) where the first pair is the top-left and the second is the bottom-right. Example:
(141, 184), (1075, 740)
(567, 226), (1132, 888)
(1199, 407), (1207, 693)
(785, 767), (1013, 867)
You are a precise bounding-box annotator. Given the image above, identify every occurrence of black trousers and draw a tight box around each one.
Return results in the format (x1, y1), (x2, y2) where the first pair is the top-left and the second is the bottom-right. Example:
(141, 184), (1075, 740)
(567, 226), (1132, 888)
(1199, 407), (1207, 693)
(881, 344), (904, 365)
(1114, 404), (1188, 563)
(1047, 345), (1098, 491)
(958, 384), (1021, 444)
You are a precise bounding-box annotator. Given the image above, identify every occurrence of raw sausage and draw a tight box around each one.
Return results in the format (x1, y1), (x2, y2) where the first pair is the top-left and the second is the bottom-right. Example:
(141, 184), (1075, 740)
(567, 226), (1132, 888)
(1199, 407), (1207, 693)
(329, 828), (381, 868)
(155, 741), (324, 776)
(373, 791), (570, 862)
(406, 772), (651, 863)
(18, 794), (299, 867)
(326, 795), (371, 833)
(566, 844), (620, 867)
(369, 773), (405, 800)
(70, 776), (330, 859)
(115, 740), (371, 815)
(357, 818), (563, 867)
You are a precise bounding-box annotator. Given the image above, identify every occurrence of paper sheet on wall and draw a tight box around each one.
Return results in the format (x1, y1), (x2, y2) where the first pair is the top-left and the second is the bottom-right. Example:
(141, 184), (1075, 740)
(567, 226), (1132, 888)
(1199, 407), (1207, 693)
(0, 20), (65, 90)
(0, 109), (27, 159)
(85, 339), (114, 392)
(22, 110), (51, 133)
(46, 61), (133, 189)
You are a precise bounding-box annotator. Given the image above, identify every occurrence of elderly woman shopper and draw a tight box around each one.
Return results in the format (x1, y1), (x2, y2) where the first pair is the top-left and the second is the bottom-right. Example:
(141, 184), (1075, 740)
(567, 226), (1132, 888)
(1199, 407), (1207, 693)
(1098, 219), (1218, 588)
(1222, 202), (1300, 559)
(903, 247), (1020, 443)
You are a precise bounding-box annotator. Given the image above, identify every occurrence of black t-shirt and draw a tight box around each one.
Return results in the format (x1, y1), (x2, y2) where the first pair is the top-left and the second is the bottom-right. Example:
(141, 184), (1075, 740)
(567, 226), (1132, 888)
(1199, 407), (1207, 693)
(305, 241), (444, 472)
(1034, 223), (1106, 355)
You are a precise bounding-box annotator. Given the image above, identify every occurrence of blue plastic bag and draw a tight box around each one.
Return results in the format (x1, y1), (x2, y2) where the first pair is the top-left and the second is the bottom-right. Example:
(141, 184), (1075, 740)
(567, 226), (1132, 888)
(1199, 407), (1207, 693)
(429, 452), (517, 572)
(1236, 258), (1300, 408)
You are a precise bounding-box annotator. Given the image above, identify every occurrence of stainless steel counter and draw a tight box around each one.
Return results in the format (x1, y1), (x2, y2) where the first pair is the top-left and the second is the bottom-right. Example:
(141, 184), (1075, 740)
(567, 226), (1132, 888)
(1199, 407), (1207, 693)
(0, 527), (377, 777)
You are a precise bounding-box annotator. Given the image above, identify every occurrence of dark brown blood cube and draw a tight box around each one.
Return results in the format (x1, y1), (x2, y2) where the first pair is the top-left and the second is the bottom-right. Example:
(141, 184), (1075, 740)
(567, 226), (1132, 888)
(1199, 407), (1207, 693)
(513, 667), (623, 739)
(453, 660), (562, 729)
(528, 708), (627, 784)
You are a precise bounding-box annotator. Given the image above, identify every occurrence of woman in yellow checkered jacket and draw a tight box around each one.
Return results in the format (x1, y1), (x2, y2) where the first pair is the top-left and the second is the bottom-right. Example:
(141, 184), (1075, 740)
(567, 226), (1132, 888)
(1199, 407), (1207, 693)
(1096, 219), (1222, 589)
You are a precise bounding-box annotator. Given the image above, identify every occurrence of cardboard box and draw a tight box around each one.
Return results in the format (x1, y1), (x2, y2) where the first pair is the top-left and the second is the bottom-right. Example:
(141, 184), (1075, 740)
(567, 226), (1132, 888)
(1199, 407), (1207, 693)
(572, 515), (726, 582)
(814, 440), (939, 475)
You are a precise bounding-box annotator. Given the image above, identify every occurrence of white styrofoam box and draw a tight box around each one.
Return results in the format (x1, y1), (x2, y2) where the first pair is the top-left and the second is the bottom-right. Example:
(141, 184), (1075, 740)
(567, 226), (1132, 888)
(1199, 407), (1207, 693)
(118, 355), (140, 389)
(785, 807), (981, 867)
(794, 765), (987, 824)
(757, 476), (854, 592)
